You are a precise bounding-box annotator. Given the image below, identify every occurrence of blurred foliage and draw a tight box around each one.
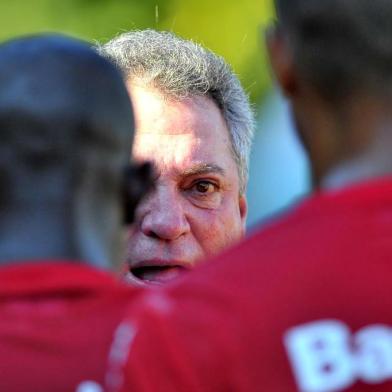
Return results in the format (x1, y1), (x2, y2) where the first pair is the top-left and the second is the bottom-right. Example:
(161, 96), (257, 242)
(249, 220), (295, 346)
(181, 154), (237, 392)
(0, 0), (274, 104)
(159, 0), (275, 104)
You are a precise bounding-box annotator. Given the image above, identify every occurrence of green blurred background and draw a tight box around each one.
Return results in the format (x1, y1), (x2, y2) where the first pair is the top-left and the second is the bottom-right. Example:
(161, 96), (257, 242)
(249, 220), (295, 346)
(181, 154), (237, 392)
(0, 0), (274, 104)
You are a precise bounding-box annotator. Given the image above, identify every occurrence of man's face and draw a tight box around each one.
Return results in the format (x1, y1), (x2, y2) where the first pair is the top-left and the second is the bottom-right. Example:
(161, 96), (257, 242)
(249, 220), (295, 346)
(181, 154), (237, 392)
(124, 84), (247, 285)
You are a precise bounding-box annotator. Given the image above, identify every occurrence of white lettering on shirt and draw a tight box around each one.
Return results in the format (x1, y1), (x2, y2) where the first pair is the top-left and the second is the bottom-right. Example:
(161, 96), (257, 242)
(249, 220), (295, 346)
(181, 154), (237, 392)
(75, 380), (103, 392)
(284, 320), (392, 392)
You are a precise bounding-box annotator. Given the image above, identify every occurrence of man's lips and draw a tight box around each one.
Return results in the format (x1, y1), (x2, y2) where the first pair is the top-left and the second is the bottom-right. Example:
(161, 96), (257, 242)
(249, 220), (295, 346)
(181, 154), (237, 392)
(128, 260), (190, 285)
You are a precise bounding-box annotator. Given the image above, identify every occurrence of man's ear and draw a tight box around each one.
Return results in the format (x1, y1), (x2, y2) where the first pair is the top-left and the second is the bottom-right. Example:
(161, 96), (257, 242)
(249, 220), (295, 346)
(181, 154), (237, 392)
(265, 25), (297, 97)
(239, 195), (248, 235)
(123, 161), (154, 225)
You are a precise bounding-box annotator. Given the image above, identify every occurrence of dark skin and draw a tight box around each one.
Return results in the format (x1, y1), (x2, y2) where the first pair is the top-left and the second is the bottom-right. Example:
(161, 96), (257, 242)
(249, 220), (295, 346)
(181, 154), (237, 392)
(266, 27), (392, 190)
(0, 34), (153, 270)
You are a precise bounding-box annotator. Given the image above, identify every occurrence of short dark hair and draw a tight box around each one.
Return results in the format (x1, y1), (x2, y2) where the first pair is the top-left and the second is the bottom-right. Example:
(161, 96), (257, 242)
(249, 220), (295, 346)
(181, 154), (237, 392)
(275, 0), (392, 101)
(0, 34), (133, 206)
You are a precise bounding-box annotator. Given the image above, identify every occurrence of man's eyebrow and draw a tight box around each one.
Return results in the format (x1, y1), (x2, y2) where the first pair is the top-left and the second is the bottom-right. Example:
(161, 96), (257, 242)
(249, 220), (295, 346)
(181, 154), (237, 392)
(181, 163), (225, 177)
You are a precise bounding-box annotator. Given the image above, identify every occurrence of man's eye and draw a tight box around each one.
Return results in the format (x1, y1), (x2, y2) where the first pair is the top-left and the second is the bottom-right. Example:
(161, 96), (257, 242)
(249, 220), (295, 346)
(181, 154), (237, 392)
(193, 181), (216, 194)
(186, 180), (222, 208)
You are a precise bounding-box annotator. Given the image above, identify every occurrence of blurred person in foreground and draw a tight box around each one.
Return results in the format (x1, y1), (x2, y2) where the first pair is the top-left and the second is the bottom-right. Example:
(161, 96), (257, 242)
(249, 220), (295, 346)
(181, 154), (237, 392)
(99, 30), (254, 285)
(120, 1), (392, 391)
(0, 33), (154, 392)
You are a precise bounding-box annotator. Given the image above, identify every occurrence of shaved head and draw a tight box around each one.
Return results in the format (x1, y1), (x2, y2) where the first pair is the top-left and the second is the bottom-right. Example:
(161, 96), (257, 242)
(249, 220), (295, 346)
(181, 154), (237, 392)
(0, 34), (140, 267)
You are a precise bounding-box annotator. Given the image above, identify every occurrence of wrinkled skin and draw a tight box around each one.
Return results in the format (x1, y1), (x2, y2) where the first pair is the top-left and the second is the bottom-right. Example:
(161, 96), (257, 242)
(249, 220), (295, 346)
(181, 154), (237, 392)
(124, 84), (247, 285)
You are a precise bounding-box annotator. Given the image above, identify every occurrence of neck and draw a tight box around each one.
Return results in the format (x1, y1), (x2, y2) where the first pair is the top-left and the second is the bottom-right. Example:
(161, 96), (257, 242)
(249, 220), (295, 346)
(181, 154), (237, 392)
(0, 205), (74, 264)
(299, 93), (392, 191)
(321, 124), (392, 190)
(0, 202), (114, 270)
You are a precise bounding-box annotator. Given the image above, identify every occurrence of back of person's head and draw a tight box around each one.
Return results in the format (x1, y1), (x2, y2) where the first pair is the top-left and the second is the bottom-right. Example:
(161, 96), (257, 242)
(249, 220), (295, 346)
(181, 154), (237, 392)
(275, 0), (392, 102)
(98, 29), (254, 195)
(270, 0), (392, 188)
(0, 34), (141, 268)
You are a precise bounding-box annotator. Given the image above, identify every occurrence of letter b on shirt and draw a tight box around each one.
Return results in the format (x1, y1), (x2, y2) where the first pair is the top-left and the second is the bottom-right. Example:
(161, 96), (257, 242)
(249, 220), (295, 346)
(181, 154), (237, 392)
(284, 321), (354, 392)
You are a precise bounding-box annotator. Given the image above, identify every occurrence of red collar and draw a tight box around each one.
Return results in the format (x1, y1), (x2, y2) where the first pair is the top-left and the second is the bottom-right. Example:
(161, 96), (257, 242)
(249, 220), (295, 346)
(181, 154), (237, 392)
(300, 176), (392, 214)
(0, 261), (122, 297)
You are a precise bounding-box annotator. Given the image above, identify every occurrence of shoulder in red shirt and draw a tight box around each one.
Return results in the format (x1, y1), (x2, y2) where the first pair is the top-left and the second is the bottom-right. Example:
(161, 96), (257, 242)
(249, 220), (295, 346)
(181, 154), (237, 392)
(123, 178), (392, 392)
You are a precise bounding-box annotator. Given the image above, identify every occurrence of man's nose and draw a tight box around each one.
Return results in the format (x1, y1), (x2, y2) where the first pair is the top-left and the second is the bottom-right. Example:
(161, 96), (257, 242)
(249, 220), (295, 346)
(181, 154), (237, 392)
(140, 186), (190, 241)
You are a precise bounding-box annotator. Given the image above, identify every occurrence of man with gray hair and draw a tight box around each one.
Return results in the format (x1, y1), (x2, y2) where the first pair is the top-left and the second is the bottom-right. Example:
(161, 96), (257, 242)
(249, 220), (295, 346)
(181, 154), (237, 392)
(107, 1), (392, 391)
(99, 30), (254, 285)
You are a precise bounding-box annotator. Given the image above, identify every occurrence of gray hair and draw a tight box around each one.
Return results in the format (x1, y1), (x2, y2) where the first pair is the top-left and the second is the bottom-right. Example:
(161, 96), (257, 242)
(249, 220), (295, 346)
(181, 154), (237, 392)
(275, 0), (392, 102)
(98, 29), (254, 194)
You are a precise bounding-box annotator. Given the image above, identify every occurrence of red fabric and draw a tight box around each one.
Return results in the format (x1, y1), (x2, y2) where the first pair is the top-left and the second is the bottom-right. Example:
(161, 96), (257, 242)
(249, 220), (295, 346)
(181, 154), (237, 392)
(122, 178), (392, 392)
(3, 178), (392, 392)
(0, 262), (142, 392)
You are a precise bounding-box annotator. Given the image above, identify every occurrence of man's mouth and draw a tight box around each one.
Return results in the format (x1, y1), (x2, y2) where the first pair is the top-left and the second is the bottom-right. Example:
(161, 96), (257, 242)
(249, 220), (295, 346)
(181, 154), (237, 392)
(129, 264), (187, 285)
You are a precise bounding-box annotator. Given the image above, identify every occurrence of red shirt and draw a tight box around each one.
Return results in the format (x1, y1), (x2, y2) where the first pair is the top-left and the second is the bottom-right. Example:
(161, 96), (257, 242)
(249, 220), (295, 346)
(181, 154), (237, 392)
(122, 178), (392, 392)
(0, 262), (143, 392)
(3, 178), (392, 392)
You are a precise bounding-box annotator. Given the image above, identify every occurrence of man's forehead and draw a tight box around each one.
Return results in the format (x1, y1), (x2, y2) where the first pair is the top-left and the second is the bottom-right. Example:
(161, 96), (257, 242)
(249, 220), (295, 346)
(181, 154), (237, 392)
(129, 82), (238, 182)
(132, 122), (231, 161)
(129, 83), (228, 133)
(132, 131), (233, 170)
(132, 131), (200, 160)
